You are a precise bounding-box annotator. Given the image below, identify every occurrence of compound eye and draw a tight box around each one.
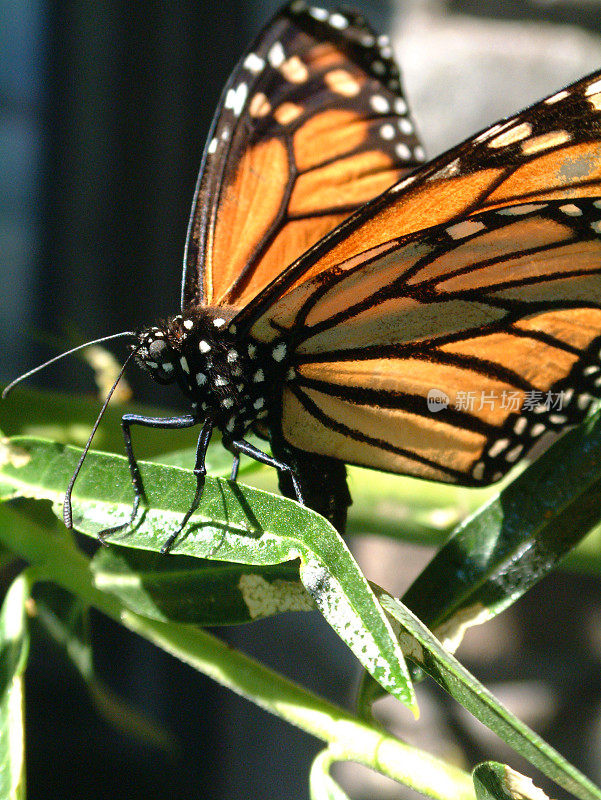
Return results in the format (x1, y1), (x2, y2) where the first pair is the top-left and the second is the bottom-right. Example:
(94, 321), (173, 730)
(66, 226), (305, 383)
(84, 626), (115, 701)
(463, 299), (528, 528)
(148, 339), (169, 362)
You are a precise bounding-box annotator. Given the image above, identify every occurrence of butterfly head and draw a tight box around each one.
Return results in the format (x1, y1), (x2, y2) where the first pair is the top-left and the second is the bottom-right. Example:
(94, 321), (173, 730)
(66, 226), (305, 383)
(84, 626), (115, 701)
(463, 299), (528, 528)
(134, 325), (182, 385)
(135, 309), (262, 432)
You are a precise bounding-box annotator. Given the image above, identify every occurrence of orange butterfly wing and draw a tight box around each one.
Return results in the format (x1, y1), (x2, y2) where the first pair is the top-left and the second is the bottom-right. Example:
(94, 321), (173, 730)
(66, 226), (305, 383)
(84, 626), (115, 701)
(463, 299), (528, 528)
(236, 70), (601, 485)
(181, 2), (424, 313)
(269, 199), (601, 484)
(242, 70), (601, 329)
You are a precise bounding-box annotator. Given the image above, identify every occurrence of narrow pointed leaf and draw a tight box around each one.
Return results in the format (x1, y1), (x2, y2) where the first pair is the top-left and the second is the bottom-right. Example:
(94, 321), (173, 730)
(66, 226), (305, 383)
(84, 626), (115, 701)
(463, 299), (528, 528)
(378, 593), (601, 800)
(403, 409), (601, 649)
(0, 436), (416, 710)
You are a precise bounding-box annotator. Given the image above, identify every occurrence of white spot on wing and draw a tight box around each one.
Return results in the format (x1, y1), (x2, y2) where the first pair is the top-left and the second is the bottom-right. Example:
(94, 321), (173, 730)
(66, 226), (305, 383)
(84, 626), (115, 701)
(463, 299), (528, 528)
(446, 220), (486, 239)
(225, 83), (248, 117)
(272, 343), (287, 361)
(308, 6), (328, 20)
(199, 340), (211, 353)
(268, 42), (285, 68)
(380, 124), (395, 140)
(370, 94), (390, 114)
(496, 203), (547, 215)
(328, 12), (348, 29)
(585, 78), (601, 96)
(559, 203), (583, 216)
(545, 89), (569, 105)
(243, 53), (265, 74)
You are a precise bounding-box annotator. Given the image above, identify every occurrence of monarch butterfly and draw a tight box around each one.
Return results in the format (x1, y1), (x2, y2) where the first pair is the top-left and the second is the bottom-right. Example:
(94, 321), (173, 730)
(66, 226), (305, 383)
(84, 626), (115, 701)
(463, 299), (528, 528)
(7, 2), (601, 552)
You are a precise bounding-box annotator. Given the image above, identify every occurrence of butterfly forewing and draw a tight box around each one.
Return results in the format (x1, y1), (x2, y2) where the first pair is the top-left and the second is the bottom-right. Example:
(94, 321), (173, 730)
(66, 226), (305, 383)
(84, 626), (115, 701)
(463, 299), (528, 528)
(240, 69), (601, 331)
(182, 0), (424, 313)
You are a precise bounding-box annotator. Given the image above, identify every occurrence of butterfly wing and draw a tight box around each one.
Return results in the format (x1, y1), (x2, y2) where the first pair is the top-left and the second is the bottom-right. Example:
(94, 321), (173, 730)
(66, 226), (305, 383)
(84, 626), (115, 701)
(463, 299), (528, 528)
(239, 71), (601, 486)
(241, 70), (601, 327)
(181, 1), (424, 313)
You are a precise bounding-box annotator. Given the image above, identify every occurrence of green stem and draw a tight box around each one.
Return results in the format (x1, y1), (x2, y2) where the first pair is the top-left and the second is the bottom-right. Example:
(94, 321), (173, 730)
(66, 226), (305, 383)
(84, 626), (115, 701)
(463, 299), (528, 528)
(0, 503), (474, 800)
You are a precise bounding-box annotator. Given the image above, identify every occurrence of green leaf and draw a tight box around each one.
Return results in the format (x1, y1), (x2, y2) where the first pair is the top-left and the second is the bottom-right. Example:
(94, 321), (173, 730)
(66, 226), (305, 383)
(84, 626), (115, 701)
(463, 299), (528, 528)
(0, 571), (33, 800)
(402, 410), (601, 650)
(473, 763), (550, 800)
(0, 504), (476, 800)
(310, 750), (351, 800)
(91, 547), (310, 625)
(0, 436), (416, 712)
(378, 593), (601, 800)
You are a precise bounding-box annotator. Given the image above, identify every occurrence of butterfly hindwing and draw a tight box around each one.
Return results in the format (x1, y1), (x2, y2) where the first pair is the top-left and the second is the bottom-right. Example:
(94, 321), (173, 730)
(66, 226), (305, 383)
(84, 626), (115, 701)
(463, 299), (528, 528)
(257, 197), (601, 485)
(181, 0), (424, 314)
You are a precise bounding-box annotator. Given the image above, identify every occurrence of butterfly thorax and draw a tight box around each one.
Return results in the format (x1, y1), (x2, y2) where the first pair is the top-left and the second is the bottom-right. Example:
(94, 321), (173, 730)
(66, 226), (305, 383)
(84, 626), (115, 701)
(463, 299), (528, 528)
(135, 308), (290, 438)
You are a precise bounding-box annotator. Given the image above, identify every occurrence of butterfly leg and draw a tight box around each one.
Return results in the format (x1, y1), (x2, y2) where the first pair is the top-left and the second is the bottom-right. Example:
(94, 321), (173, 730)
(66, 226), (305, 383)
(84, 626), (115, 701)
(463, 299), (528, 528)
(160, 418), (214, 554)
(230, 454), (240, 481)
(227, 438), (304, 504)
(271, 437), (351, 535)
(97, 412), (198, 545)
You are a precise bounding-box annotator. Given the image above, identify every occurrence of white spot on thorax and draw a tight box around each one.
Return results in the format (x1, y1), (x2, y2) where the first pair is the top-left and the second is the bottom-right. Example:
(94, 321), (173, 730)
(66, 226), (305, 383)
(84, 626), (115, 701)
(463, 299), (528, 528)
(208, 138), (218, 154)
(213, 317), (226, 327)
(214, 376), (227, 387)
(199, 340), (211, 353)
(183, 319), (194, 330)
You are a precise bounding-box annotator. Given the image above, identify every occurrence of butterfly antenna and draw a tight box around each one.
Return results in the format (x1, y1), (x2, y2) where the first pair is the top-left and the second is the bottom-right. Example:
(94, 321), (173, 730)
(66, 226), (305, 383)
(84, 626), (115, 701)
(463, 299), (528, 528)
(2, 331), (137, 398)
(63, 346), (140, 529)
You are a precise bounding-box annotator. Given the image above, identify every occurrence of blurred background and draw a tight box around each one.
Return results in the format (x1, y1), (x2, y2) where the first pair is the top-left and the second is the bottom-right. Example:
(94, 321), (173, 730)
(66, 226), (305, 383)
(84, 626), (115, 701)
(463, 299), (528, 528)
(2, 0), (601, 797)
